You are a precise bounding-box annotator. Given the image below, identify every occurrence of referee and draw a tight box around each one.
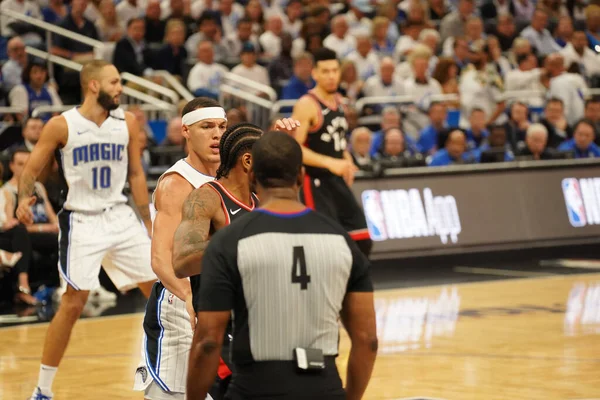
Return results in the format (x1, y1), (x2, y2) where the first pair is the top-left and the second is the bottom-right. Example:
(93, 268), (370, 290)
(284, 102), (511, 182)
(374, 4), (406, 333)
(188, 131), (377, 399)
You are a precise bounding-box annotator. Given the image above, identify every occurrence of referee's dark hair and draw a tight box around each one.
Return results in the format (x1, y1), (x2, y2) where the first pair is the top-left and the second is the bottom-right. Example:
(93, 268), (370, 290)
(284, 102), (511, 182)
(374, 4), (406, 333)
(251, 130), (303, 188)
(215, 123), (263, 179)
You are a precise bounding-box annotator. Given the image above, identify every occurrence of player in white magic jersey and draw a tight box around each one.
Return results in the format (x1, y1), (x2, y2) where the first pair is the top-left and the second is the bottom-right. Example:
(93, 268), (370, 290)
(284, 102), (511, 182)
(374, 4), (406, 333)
(16, 60), (156, 400)
(134, 97), (224, 400)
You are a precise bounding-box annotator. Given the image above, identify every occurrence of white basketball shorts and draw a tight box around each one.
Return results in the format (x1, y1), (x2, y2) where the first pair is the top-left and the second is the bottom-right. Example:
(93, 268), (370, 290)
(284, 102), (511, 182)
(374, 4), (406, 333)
(57, 203), (155, 291)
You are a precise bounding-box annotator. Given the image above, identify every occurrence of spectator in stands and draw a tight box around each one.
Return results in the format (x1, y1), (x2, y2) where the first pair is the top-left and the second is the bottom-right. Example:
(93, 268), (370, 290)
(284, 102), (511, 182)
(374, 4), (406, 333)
(374, 128), (410, 160)
(323, 15), (357, 59)
(439, 0), (474, 43)
(506, 101), (530, 151)
(478, 124), (515, 161)
(4, 148), (59, 239)
(244, 0), (265, 37)
(513, 0), (535, 24)
(429, 129), (477, 166)
(393, 20), (423, 62)
(558, 119), (600, 158)
(419, 29), (441, 60)
(9, 61), (62, 123)
(115, 0), (144, 27)
(162, 117), (184, 147)
(7, 117), (43, 152)
(128, 105), (155, 144)
(349, 127), (373, 170)
(2, 37), (27, 93)
(346, 0), (373, 37)
(480, 0), (514, 21)
(460, 40), (506, 126)
(584, 98), (600, 143)
(0, 0), (41, 41)
(427, 0), (450, 25)
(517, 123), (554, 160)
(42, 0), (68, 24)
(267, 33), (294, 95)
(0, 187), (34, 305)
(443, 15), (484, 56)
(283, 0), (303, 39)
(259, 14), (284, 60)
(144, 1), (166, 46)
(403, 45), (442, 112)
(486, 36), (511, 77)
(554, 15), (574, 48)
(585, 5), (600, 51)
(186, 40), (229, 98)
(96, 0), (125, 42)
(165, 0), (197, 38)
(231, 43), (269, 87)
(339, 60), (364, 105)
(466, 108), (489, 149)
(347, 34), (380, 82)
(218, 0), (245, 38)
(362, 57), (404, 101)
(418, 102), (448, 154)
(223, 17), (259, 63)
(493, 14), (517, 52)
(281, 52), (315, 100)
(154, 19), (188, 78)
(520, 8), (562, 56)
(226, 108), (247, 125)
(450, 36), (470, 75)
(113, 18), (152, 77)
(370, 107), (410, 155)
(540, 98), (572, 148)
(432, 57), (460, 109)
(509, 37), (533, 68)
(560, 31), (600, 81)
(504, 53), (546, 107)
(307, 5), (330, 38)
(52, 0), (99, 62)
(346, 106), (360, 134)
(546, 53), (587, 126)
(372, 17), (395, 58)
(186, 11), (227, 64)
(84, 0), (102, 24)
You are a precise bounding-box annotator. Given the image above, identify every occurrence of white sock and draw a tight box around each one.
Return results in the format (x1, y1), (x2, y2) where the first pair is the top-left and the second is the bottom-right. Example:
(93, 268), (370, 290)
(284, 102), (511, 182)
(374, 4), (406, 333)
(38, 364), (57, 393)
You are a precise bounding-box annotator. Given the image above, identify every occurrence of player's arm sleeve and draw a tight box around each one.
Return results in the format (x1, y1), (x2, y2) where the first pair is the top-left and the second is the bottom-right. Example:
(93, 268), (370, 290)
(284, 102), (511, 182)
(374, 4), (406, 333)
(196, 229), (238, 312)
(345, 235), (374, 293)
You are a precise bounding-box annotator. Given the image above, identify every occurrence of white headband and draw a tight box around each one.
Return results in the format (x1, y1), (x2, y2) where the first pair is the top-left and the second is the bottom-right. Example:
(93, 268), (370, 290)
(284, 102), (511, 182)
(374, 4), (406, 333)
(182, 107), (227, 126)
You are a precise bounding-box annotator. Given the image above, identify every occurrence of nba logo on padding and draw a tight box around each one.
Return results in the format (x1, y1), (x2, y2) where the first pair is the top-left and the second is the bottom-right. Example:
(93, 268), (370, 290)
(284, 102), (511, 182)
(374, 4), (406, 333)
(562, 178), (587, 227)
(362, 190), (387, 241)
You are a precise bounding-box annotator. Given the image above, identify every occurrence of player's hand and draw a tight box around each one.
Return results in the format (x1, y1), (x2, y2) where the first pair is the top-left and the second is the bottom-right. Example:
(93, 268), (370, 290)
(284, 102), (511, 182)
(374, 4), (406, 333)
(343, 162), (358, 187)
(273, 118), (301, 136)
(3, 218), (19, 230)
(185, 296), (196, 332)
(16, 196), (36, 225)
(328, 159), (357, 184)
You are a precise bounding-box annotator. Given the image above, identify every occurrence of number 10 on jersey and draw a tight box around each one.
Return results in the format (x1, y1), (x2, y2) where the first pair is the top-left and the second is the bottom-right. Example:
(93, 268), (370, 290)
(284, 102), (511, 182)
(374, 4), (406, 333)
(92, 166), (111, 189)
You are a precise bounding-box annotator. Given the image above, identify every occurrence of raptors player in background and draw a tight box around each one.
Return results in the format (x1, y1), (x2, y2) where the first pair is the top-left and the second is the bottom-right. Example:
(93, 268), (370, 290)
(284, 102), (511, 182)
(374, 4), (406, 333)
(134, 97), (225, 400)
(16, 60), (156, 400)
(291, 48), (372, 256)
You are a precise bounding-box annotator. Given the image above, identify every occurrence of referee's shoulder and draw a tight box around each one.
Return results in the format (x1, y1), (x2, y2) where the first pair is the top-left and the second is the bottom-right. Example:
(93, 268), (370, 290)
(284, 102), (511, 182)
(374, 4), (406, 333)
(210, 210), (263, 243)
(306, 209), (354, 238)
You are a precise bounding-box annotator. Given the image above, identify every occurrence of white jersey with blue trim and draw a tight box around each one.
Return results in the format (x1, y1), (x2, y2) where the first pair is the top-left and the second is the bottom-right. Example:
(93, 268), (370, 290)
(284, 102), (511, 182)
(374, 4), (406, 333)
(59, 107), (129, 213)
(152, 159), (214, 207)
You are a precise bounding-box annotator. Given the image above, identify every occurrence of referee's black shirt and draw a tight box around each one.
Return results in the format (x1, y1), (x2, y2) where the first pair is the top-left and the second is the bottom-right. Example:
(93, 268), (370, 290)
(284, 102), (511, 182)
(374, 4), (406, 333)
(196, 207), (373, 399)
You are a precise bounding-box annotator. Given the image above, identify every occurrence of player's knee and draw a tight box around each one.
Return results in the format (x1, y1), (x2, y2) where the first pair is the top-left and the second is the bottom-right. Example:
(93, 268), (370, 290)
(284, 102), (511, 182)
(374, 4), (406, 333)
(356, 238), (373, 257)
(59, 290), (87, 319)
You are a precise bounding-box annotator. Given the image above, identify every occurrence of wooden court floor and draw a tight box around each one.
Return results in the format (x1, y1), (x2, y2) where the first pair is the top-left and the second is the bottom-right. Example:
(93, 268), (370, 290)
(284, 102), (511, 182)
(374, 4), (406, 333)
(1, 273), (599, 400)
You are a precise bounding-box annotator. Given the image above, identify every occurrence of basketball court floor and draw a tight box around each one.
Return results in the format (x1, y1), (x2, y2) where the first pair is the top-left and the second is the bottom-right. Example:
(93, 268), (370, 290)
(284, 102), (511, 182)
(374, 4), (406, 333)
(1, 260), (599, 399)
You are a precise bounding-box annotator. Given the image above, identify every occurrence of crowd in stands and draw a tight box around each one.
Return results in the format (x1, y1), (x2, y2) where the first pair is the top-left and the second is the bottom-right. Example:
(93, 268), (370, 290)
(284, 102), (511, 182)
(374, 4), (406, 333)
(0, 0), (600, 304)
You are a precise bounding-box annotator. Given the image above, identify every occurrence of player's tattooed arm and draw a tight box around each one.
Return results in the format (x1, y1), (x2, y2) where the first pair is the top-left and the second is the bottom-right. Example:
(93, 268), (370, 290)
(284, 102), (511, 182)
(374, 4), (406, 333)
(172, 185), (220, 278)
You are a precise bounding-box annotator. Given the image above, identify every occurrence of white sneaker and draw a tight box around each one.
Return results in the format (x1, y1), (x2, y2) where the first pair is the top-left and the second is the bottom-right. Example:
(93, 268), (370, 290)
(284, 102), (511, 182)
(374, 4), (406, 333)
(52, 286), (65, 304)
(88, 285), (117, 302)
(29, 387), (53, 399)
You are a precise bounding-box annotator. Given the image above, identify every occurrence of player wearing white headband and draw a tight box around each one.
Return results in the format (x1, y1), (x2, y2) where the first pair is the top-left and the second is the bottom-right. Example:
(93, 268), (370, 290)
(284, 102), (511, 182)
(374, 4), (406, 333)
(134, 97), (227, 400)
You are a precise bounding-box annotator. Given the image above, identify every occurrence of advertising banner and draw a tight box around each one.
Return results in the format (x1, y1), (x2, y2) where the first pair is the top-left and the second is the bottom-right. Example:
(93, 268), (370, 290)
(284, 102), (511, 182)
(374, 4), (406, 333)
(352, 166), (600, 258)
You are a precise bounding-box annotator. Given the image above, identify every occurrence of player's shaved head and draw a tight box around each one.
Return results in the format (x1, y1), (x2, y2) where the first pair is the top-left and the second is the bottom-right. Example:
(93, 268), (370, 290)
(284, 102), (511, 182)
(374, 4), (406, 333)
(80, 60), (112, 92)
(252, 131), (303, 189)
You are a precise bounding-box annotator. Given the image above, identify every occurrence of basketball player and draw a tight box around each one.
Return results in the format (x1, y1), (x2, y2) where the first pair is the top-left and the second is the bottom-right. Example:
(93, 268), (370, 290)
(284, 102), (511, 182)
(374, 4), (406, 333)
(291, 47), (372, 256)
(16, 60), (156, 400)
(188, 131), (378, 399)
(134, 97), (225, 400)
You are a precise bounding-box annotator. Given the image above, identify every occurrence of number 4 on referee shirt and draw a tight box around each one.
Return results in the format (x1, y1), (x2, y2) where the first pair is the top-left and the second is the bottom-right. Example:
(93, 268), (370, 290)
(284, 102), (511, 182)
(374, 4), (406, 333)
(291, 246), (311, 290)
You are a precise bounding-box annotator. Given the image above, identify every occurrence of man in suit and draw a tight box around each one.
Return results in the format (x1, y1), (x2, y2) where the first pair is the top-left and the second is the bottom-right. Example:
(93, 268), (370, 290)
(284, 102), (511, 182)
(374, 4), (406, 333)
(113, 17), (153, 77)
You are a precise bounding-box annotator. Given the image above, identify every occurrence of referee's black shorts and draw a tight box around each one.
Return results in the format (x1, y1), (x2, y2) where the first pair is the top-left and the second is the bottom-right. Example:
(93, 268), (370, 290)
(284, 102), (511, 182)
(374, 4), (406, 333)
(300, 173), (371, 254)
